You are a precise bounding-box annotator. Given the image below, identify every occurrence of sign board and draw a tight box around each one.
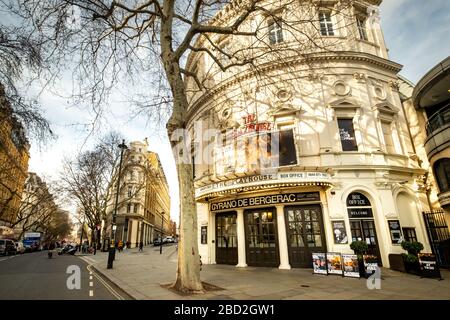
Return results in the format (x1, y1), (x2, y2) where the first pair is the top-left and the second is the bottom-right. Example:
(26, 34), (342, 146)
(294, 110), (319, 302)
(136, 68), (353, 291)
(363, 255), (379, 277)
(210, 192), (320, 211)
(201, 226), (207, 245)
(388, 220), (403, 244)
(24, 232), (41, 238)
(418, 254), (442, 279)
(195, 172), (331, 198)
(312, 253), (327, 275)
(347, 193), (371, 207)
(348, 208), (373, 219)
(342, 254), (360, 278)
(327, 252), (343, 275)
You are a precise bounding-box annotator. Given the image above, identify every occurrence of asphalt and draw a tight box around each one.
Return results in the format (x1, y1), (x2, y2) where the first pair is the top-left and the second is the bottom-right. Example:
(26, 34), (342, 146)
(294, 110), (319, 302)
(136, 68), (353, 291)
(0, 251), (129, 300)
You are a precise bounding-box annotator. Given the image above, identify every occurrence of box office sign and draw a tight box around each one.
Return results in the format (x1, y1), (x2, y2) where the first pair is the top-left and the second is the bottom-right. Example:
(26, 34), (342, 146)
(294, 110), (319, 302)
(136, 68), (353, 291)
(210, 192), (320, 211)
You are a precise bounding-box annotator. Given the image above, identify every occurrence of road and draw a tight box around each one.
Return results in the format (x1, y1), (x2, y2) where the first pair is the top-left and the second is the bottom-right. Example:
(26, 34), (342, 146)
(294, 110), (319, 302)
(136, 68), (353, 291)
(0, 251), (130, 300)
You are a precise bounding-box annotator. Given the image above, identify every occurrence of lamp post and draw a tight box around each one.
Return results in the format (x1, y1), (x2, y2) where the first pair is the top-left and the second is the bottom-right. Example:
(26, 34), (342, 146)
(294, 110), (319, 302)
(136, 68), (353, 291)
(107, 139), (128, 269)
(160, 211), (164, 254)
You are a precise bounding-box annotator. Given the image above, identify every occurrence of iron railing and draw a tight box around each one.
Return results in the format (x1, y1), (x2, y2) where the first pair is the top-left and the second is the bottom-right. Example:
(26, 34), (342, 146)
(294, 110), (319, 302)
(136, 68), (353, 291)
(423, 210), (450, 268)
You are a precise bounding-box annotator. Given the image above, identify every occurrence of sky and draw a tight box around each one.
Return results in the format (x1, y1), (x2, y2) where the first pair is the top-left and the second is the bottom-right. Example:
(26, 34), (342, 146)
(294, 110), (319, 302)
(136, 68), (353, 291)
(26, 0), (450, 225)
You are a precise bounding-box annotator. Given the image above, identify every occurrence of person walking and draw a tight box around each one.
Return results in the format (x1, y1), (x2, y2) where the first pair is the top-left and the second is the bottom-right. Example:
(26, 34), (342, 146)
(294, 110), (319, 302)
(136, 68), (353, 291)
(139, 240), (143, 252)
(118, 240), (123, 252)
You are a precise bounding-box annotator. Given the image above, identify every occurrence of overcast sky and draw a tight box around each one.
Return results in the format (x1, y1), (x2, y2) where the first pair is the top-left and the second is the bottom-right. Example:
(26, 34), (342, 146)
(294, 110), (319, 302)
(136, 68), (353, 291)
(26, 0), (450, 225)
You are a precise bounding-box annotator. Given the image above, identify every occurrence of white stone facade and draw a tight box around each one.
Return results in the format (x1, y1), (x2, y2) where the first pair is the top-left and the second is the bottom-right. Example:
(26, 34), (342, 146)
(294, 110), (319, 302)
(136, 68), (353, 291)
(184, 0), (434, 268)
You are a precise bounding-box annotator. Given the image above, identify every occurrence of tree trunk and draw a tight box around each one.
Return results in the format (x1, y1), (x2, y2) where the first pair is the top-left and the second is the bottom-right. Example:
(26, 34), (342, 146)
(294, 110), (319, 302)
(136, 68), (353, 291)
(160, 0), (203, 293)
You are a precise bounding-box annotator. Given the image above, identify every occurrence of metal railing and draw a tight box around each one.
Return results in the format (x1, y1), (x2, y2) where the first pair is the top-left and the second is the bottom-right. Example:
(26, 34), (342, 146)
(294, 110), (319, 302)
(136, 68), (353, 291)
(426, 103), (450, 135)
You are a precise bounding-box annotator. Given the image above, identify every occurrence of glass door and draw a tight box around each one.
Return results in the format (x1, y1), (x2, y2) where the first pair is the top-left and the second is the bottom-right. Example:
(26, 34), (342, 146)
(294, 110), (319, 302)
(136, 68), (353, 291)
(245, 208), (279, 267)
(215, 212), (238, 265)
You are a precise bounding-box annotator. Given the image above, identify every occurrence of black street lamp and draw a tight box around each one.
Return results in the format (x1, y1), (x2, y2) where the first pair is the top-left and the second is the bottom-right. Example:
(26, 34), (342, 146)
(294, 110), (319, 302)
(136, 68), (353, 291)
(107, 139), (128, 269)
(160, 211), (164, 254)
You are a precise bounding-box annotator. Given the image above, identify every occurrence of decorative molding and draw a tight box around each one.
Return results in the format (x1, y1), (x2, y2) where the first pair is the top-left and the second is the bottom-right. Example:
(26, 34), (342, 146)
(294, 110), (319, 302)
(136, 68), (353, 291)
(353, 72), (367, 83)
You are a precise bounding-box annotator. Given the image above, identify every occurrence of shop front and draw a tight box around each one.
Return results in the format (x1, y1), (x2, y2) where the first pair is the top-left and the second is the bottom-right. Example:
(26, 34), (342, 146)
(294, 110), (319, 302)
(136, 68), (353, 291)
(206, 187), (330, 270)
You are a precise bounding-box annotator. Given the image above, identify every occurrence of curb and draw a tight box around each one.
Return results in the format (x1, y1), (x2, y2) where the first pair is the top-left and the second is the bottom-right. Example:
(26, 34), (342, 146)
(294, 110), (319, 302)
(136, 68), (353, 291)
(90, 263), (139, 300)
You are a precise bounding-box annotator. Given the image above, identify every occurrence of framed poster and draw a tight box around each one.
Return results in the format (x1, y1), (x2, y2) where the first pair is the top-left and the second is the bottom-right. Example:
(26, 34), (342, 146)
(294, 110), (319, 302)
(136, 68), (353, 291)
(200, 226), (207, 244)
(418, 254), (442, 279)
(312, 253), (327, 275)
(342, 254), (360, 278)
(332, 221), (348, 244)
(363, 255), (378, 277)
(326, 252), (343, 275)
(388, 220), (403, 244)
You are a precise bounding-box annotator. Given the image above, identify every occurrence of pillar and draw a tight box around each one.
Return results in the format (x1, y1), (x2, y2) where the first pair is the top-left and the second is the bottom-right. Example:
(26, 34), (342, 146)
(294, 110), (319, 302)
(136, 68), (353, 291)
(276, 205), (291, 270)
(236, 209), (247, 268)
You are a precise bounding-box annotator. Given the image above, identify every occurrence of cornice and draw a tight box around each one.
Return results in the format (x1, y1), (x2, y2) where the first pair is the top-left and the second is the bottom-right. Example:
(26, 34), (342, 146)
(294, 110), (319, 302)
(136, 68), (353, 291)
(186, 51), (403, 121)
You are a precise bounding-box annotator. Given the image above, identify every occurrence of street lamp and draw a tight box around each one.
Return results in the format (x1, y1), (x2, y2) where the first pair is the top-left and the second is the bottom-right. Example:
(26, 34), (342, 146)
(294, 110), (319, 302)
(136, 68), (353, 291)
(107, 139), (128, 269)
(160, 211), (164, 254)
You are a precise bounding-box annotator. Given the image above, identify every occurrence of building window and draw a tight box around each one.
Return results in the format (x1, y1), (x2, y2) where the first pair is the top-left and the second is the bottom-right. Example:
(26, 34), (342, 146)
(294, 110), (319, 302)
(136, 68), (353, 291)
(127, 186), (132, 198)
(127, 203), (131, 213)
(381, 121), (395, 154)
(319, 12), (334, 36)
(402, 228), (417, 242)
(357, 17), (368, 41)
(268, 18), (284, 44)
(134, 204), (139, 214)
(338, 118), (358, 151)
(433, 158), (450, 193)
(277, 129), (297, 166)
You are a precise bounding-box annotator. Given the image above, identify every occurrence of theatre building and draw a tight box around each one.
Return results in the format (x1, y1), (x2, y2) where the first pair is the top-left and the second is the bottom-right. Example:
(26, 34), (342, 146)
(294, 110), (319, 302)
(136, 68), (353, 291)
(185, 0), (435, 269)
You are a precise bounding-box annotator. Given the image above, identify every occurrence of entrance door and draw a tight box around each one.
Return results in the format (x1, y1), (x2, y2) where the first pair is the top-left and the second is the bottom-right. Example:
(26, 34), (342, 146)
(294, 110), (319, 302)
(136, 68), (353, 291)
(245, 208), (279, 267)
(284, 205), (327, 268)
(349, 220), (382, 266)
(216, 212), (238, 265)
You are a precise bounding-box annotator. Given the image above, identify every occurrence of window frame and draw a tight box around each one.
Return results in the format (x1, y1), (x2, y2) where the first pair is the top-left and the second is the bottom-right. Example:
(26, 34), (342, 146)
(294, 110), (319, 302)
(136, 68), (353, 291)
(356, 16), (368, 41)
(319, 11), (335, 36)
(268, 17), (284, 45)
(337, 118), (358, 152)
(402, 227), (418, 243)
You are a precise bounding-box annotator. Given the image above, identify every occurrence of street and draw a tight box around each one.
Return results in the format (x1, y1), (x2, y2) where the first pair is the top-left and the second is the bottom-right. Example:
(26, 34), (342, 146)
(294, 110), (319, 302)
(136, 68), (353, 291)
(0, 251), (130, 300)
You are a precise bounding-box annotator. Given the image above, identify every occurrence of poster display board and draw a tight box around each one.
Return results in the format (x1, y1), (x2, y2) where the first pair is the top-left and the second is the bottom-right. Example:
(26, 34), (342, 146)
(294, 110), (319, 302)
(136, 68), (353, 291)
(363, 255), (379, 277)
(332, 221), (348, 244)
(327, 252), (343, 275)
(342, 254), (360, 278)
(200, 226), (207, 245)
(418, 254), (442, 279)
(312, 253), (327, 275)
(388, 220), (403, 244)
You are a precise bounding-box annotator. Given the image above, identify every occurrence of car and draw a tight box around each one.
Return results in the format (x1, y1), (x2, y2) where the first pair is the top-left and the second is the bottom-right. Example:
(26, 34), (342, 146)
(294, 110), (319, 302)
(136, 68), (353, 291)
(15, 241), (25, 254)
(163, 236), (174, 243)
(0, 239), (17, 256)
(153, 239), (162, 246)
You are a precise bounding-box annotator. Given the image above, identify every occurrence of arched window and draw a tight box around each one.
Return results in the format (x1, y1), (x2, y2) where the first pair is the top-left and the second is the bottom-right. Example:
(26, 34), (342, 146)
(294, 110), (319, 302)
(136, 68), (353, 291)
(433, 158), (450, 193)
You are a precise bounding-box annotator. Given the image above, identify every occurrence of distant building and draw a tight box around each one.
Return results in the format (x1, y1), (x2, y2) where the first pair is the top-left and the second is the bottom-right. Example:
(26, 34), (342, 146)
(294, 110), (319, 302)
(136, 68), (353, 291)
(169, 220), (177, 237)
(14, 172), (58, 239)
(0, 84), (30, 227)
(106, 139), (170, 247)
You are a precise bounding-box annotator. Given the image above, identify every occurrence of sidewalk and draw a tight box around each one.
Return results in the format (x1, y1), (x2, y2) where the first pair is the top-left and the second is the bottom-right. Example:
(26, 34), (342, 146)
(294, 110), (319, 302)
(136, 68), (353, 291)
(79, 245), (450, 300)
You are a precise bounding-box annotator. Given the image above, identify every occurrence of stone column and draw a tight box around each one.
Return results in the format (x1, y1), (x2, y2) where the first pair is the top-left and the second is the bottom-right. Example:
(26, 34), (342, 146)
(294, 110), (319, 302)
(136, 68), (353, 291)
(276, 205), (291, 270)
(236, 209), (247, 268)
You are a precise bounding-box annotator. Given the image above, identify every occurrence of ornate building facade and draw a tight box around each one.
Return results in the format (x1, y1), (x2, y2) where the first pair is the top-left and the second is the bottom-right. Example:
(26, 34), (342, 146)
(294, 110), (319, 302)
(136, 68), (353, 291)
(184, 0), (437, 268)
(107, 139), (170, 247)
(0, 84), (30, 228)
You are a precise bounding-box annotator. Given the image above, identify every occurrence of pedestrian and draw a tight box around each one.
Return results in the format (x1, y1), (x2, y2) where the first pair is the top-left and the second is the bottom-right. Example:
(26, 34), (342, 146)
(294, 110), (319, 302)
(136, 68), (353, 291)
(139, 241), (143, 252)
(118, 240), (123, 252)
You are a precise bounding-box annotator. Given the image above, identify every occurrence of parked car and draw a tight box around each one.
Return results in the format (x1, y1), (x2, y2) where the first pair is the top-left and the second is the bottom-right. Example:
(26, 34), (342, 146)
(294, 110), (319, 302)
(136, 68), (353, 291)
(15, 241), (25, 254)
(0, 239), (17, 256)
(163, 236), (174, 243)
(153, 239), (162, 246)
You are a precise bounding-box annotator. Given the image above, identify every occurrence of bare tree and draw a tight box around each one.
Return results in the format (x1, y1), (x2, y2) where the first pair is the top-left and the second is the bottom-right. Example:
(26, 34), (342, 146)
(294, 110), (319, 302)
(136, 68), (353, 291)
(2, 0), (360, 292)
(59, 132), (145, 248)
(11, 174), (58, 239)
